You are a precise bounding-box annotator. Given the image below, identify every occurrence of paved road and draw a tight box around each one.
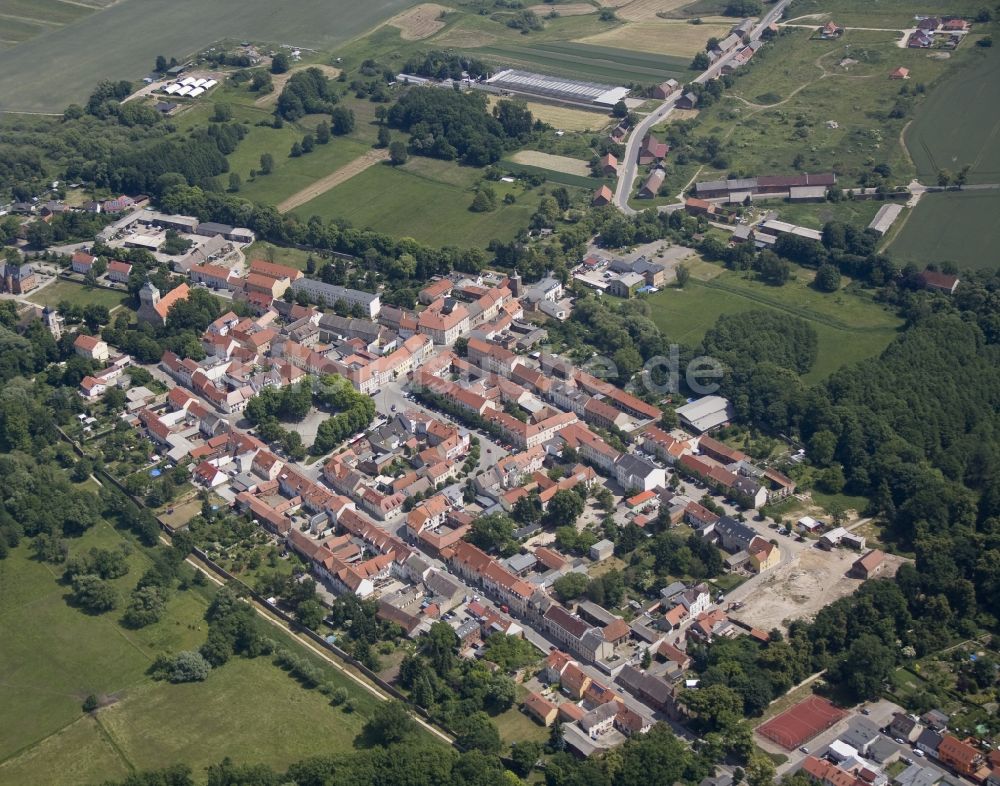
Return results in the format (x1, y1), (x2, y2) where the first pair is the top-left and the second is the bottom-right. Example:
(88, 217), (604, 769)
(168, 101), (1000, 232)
(613, 0), (793, 214)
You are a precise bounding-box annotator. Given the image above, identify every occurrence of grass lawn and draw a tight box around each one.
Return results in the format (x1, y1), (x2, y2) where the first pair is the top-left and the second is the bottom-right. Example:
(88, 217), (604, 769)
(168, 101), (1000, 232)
(495, 698), (550, 746)
(646, 265), (902, 380)
(886, 190), (1000, 271)
(0, 522), (385, 785)
(244, 241), (319, 272)
(689, 28), (972, 185)
(297, 157), (546, 248)
(774, 198), (888, 230)
(809, 490), (870, 518)
(26, 280), (128, 311)
(905, 43), (1000, 185)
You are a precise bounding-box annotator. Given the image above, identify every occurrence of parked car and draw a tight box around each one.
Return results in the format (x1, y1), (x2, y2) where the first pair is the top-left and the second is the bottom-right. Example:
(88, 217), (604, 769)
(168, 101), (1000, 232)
(799, 747), (809, 754)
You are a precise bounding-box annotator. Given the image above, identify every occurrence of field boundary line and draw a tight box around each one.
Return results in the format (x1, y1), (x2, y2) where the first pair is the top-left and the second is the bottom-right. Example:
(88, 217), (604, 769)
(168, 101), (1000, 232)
(691, 278), (895, 334)
(93, 714), (136, 774)
(278, 148), (390, 213)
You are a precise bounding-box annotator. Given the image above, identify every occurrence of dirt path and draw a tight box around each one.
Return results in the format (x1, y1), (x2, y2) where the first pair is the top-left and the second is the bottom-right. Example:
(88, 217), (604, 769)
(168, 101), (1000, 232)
(277, 148), (390, 213)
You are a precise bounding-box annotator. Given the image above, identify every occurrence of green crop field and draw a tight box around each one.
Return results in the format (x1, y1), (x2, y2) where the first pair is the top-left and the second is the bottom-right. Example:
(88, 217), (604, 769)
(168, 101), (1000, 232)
(0, 0), (416, 113)
(296, 157), (550, 248)
(26, 280), (128, 311)
(0, 0), (107, 48)
(886, 190), (1000, 271)
(473, 41), (690, 85)
(647, 265), (902, 381)
(783, 0), (990, 29)
(0, 523), (381, 786)
(906, 45), (1000, 186)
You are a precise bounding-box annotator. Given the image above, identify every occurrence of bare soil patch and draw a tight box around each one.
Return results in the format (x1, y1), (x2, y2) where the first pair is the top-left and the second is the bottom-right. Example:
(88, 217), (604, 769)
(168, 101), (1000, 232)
(509, 150), (592, 176)
(386, 3), (451, 40)
(730, 547), (906, 631)
(278, 149), (391, 213)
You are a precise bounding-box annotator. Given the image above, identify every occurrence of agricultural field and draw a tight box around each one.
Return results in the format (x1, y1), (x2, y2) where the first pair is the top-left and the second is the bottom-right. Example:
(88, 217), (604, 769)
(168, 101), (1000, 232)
(0, 0), (111, 48)
(472, 41), (690, 85)
(486, 95), (611, 132)
(687, 27), (977, 185)
(906, 44), (1000, 186)
(296, 156), (550, 248)
(510, 150), (592, 176)
(647, 263), (902, 380)
(578, 19), (733, 57)
(26, 280), (128, 311)
(886, 190), (1000, 271)
(0, 523), (381, 786)
(385, 3), (452, 40)
(0, 0), (416, 113)
(782, 0), (991, 30)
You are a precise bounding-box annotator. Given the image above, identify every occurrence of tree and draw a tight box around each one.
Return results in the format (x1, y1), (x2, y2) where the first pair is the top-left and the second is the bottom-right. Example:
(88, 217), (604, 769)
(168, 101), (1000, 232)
(212, 103), (232, 122)
(421, 621), (459, 676)
(72, 574), (117, 613)
(331, 106), (355, 135)
(470, 188), (498, 213)
(675, 264), (690, 288)
(259, 153), (274, 175)
(122, 586), (167, 628)
(552, 572), (589, 602)
(467, 513), (515, 553)
(724, 0), (762, 15)
(757, 252), (791, 285)
(389, 141), (408, 166)
(82, 694), (99, 712)
(296, 598), (325, 630)
(377, 126), (391, 148)
(692, 51), (711, 70)
(315, 120), (331, 145)
(228, 172), (242, 192)
(814, 263), (841, 292)
(363, 700), (415, 744)
(290, 141), (303, 158)
(937, 169), (952, 187)
(168, 650), (212, 683)
(612, 100), (629, 118)
(509, 741), (543, 777)
(746, 752), (776, 786)
(456, 712), (502, 754)
(545, 490), (585, 528)
(301, 134), (315, 154)
(271, 52), (290, 74)
(155, 55), (168, 73)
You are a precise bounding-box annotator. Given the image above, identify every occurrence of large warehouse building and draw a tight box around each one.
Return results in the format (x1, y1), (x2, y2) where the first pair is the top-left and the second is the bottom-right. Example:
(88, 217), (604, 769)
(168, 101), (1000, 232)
(486, 69), (629, 107)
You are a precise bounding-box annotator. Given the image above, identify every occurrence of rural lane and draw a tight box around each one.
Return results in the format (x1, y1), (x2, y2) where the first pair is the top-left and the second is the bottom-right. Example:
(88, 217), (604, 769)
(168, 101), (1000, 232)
(613, 0), (793, 214)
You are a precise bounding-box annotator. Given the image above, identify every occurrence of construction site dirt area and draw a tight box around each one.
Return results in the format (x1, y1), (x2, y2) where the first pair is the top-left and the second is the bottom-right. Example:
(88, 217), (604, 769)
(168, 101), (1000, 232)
(730, 546), (904, 632)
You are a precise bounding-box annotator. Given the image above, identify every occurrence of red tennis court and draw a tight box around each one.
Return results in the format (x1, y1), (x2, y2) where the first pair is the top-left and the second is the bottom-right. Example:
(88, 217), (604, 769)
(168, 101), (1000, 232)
(757, 695), (847, 750)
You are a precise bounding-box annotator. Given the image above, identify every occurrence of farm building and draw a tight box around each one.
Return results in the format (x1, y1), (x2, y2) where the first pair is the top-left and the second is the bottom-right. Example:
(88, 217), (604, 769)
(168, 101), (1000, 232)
(593, 185), (614, 206)
(485, 69), (629, 107)
(653, 79), (680, 99)
(917, 270), (960, 294)
(676, 92), (699, 109)
(639, 169), (665, 198)
(889, 67), (910, 79)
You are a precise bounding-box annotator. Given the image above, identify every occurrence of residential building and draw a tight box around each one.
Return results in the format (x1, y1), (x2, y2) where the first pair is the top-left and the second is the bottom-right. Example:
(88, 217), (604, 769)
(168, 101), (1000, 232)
(852, 549), (885, 580)
(73, 333), (110, 362)
(937, 735), (983, 777)
(615, 454), (666, 492)
(290, 277), (380, 318)
(523, 692), (558, 726)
